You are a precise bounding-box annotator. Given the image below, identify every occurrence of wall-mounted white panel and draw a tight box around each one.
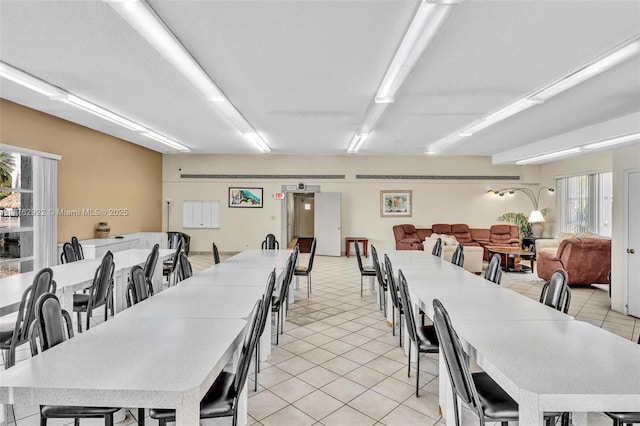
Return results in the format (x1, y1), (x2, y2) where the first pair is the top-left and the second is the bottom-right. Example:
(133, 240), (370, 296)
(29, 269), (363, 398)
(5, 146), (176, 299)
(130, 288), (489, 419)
(184, 200), (219, 228)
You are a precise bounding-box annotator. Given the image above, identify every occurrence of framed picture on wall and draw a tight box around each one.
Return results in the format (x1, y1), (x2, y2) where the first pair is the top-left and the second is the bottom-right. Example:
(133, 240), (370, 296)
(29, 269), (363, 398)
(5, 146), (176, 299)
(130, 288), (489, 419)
(380, 190), (412, 217)
(229, 187), (263, 208)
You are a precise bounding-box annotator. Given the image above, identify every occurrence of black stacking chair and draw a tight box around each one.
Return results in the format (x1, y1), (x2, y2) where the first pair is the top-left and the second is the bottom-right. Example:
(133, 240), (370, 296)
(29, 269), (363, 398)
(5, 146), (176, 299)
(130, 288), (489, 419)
(255, 270), (277, 390)
(163, 237), (183, 286)
(261, 233), (279, 250)
(397, 270), (439, 396)
(355, 241), (375, 297)
(60, 242), (77, 264)
(142, 244), (159, 296)
(432, 298), (567, 426)
(539, 269), (571, 313)
(126, 265), (150, 307)
(176, 251), (193, 283)
(0, 268), (56, 368)
(432, 238), (443, 257)
(150, 300), (262, 426)
(384, 254), (403, 347)
(484, 253), (502, 284)
(272, 252), (297, 345)
(28, 292), (121, 426)
(371, 246), (388, 316)
(73, 251), (114, 333)
(212, 242), (221, 264)
(451, 245), (464, 267)
(294, 237), (316, 298)
(71, 236), (84, 260)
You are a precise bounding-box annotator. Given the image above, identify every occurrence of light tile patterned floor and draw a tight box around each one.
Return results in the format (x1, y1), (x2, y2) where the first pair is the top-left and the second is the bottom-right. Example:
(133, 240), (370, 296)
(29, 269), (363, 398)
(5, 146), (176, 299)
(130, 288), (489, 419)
(3, 252), (639, 426)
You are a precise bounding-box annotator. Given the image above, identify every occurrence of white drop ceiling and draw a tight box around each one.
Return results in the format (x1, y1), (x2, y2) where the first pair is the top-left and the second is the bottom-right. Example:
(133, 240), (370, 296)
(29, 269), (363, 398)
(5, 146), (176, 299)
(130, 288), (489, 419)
(1, 0), (639, 162)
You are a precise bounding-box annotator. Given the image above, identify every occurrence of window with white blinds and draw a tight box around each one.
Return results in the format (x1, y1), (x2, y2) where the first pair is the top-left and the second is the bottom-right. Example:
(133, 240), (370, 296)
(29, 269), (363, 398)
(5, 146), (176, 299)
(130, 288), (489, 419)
(556, 171), (612, 237)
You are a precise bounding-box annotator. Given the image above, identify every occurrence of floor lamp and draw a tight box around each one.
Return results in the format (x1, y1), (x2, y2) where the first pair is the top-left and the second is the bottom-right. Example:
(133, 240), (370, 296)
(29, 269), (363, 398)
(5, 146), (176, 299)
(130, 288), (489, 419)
(165, 198), (172, 232)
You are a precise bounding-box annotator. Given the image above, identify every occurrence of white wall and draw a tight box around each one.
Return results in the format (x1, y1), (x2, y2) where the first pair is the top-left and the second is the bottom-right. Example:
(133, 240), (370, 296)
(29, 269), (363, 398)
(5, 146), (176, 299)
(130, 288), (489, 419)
(163, 154), (539, 252)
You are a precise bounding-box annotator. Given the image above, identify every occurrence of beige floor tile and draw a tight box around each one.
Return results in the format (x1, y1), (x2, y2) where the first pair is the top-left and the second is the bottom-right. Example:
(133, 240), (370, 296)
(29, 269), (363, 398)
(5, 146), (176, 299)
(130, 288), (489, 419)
(371, 377), (416, 403)
(344, 366), (388, 388)
(321, 377), (368, 403)
(341, 347), (379, 365)
(322, 339), (357, 356)
(303, 332), (336, 346)
(366, 356), (406, 376)
(321, 356), (361, 375)
(339, 333), (372, 347)
(360, 339), (396, 356)
(401, 391), (441, 419)
(266, 347), (296, 364)
(320, 405), (377, 426)
(281, 340), (317, 355)
(276, 356), (317, 376)
(348, 390), (399, 421)
(300, 347), (339, 365)
(379, 404), (439, 426)
(292, 390), (343, 421)
(248, 390), (289, 421)
(270, 377), (317, 403)
(260, 405), (316, 426)
(321, 327), (353, 339)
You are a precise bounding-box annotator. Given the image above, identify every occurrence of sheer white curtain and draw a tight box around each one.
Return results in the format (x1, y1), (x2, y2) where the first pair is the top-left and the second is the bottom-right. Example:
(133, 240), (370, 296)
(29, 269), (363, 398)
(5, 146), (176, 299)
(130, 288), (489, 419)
(33, 156), (58, 268)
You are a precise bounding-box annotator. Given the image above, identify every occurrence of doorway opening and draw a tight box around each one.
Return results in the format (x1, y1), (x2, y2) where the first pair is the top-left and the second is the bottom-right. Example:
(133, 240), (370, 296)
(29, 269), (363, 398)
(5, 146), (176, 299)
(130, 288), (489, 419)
(287, 193), (315, 252)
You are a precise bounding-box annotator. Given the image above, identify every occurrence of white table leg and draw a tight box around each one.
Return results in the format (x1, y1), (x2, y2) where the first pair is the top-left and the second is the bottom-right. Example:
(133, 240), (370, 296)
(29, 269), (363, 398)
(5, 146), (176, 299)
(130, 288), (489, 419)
(518, 393), (544, 426)
(113, 269), (127, 313)
(174, 389), (200, 426)
(572, 412), (587, 426)
(386, 290), (393, 323)
(261, 311), (272, 361)
(439, 355), (455, 425)
(237, 381), (248, 426)
(152, 259), (163, 294)
(369, 276), (375, 290)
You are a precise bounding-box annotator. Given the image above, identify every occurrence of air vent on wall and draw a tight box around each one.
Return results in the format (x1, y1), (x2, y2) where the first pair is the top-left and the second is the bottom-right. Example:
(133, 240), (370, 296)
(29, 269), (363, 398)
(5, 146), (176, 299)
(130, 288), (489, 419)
(181, 174), (345, 179)
(355, 175), (519, 181)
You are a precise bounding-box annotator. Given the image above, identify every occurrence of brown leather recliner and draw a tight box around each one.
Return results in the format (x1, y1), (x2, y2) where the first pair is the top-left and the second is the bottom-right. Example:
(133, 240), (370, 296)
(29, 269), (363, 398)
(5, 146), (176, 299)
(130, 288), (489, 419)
(451, 224), (481, 246)
(392, 224), (424, 250)
(431, 224), (453, 235)
(478, 224), (520, 260)
(537, 238), (611, 285)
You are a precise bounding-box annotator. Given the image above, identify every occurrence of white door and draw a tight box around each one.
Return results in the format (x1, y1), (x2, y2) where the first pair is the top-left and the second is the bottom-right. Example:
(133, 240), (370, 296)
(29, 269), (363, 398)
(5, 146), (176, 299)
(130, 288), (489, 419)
(626, 171), (640, 317)
(314, 192), (341, 256)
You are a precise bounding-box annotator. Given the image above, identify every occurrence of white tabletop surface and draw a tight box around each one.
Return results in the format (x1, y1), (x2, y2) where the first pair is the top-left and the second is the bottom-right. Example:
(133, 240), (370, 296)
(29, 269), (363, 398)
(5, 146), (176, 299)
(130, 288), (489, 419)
(455, 320), (640, 414)
(0, 317), (246, 417)
(222, 249), (292, 269)
(383, 250), (459, 271)
(117, 285), (265, 319)
(185, 267), (276, 287)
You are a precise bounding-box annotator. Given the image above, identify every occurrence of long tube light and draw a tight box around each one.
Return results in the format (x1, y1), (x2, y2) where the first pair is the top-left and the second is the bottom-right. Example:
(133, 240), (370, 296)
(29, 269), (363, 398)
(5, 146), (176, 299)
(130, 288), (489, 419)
(106, 0), (270, 153)
(582, 132), (640, 150)
(347, 133), (370, 153)
(427, 34), (640, 154)
(515, 148), (582, 165)
(349, 0), (460, 153)
(0, 61), (190, 152)
(374, 1), (458, 103)
(243, 132), (271, 153)
(106, 0), (225, 102)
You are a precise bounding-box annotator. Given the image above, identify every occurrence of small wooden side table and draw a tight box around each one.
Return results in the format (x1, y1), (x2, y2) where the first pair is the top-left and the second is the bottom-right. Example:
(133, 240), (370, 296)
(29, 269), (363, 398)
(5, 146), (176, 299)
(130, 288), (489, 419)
(345, 237), (369, 258)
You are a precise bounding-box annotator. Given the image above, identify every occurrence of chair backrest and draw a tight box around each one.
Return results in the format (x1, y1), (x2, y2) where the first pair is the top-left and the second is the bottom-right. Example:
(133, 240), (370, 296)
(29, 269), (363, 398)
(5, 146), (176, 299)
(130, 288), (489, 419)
(354, 240), (367, 274)
(432, 298), (484, 422)
(29, 293), (73, 356)
(233, 300), (263, 395)
(60, 242), (77, 264)
(89, 251), (114, 308)
(484, 253), (502, 284)
(126, 265), (150, 307)
(212, 242), (221, 264)
(432, 238), (443, 257)
(397, 270), (418, 345)
(176, 251), (193, 283)
(306, 238), (317, 272)
(13, 268), (57, 350)
(143, 243), (160, 295)
(261, 233), (279, 250)
(384, 254), (401, 309)
(371, 246), (386, 291)
(451, 245), (464, 267)
(71, 236), (84, 260)
(258, 269), (277, 337)
(168, 232), (182, 249)
(278, 252), (296, 306)
(539, 269), (571, 313)
(169, 238), (184, 275)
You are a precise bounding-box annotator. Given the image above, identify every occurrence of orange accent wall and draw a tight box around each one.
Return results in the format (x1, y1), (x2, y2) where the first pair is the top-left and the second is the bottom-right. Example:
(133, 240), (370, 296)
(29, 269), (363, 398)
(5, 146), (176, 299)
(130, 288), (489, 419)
(0, 99), (162, 242)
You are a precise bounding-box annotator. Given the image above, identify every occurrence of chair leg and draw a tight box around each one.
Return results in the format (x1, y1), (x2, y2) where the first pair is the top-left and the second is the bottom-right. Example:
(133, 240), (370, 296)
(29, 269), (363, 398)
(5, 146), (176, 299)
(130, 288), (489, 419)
(407, 341), (411, 377)
(77, 312), (82, 333)
(276, 311), (280, 345)
(391, 305), (395, 336)
(399, 312), (403, 347)
(254, 344), (258, 391)
(105, 413), (113, 426)
(74, 419), (80, 426)
(416, 352), (420, 397)
(383, 290), (387, 317)
(257, 340), (261, 373)
(232, 408), (238, 426)
(360, 276), (363, 298)
(137, 408), (145, 426)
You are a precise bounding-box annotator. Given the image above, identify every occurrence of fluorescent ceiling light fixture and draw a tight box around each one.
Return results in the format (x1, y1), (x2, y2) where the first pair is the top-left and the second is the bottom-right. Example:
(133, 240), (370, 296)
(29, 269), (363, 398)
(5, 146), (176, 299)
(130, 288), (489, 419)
(530, 36), (640, 102)
(347, 133), (370, 154)
(516, 147), (582, 165)
(106, 0), (226, 102)
(64, 94), (147, 132)
(582, 132), (640, 150)
(458, 132), (472, 137)
(143, 131), (190, 152)
(243, 132), (271, 153)
(0, 62), (64, 98)
(375, 1), (457, 102)
(360, 103), (390, 135)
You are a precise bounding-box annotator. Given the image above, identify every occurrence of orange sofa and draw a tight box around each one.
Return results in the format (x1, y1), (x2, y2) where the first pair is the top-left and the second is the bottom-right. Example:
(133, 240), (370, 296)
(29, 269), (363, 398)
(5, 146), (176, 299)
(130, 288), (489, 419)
(536, 238), (611, 285)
